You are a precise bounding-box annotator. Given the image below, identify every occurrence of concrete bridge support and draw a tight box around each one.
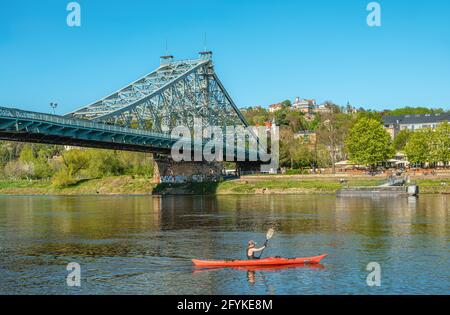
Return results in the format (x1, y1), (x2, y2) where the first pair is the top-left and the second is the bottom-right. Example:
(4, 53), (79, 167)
(236, 162), (263, 176)
(153, 156), (224, 183)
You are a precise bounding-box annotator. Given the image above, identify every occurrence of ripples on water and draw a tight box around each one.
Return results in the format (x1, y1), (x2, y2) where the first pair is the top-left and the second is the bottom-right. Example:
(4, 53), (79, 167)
(0, 194), (448, 295)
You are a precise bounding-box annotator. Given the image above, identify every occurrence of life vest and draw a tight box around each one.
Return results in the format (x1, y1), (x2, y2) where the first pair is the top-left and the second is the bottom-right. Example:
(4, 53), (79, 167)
(247, 247), (255, 260)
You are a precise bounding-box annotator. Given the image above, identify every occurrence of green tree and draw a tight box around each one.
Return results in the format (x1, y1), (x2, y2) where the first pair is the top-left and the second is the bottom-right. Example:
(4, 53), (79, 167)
(87, 149), (125, 178)
(61, 149), (90, 176)
(345, 118), (395, 170)
(273, 109), (290, 126)
(432, 122), (450, 167)
(33, 159), (54, 179)
(52, 168), (77, 188)
(35, 144), (64, 161)
(384, 107), (444, 116)
(0, 142), (10, 172)
(315, 144), (332, 168)
(13, 143), (60, 179)
(308, 115), (321, 131)
(51, 149), (90, 187)
(285, 110), (309, 133)
(279, 127), (295, 168)
(355, 110), (382, 122)
(19, 144), (35, 163)
(117, 151), (154, 177)
(404, 128), (434, 166)
(393, 129), (412, 151)
(281, 100), (292, 108)
(241, 106), (269, 126)
(317, 108), (351, 173)
(291, 143), (314, 169)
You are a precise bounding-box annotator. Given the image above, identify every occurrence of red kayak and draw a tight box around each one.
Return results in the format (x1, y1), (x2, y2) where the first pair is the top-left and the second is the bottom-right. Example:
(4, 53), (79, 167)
(192, 254), (328, 267)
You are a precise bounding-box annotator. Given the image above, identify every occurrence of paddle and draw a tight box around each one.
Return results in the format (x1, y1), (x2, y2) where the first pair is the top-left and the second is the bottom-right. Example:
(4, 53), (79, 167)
(258, 228), (275, 258)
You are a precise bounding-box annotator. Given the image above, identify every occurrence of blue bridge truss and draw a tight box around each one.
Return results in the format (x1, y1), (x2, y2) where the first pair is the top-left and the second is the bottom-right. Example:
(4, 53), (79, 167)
(0, 53), (261, 162)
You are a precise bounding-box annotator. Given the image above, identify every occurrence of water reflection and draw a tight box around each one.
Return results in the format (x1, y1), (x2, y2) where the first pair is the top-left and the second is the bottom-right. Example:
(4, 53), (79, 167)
(0, 194), (448, 294)
(193, 264), (326, 286)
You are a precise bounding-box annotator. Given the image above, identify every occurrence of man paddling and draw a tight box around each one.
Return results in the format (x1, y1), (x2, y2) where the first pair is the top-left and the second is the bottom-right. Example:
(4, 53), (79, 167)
(247, 240), (267, 260)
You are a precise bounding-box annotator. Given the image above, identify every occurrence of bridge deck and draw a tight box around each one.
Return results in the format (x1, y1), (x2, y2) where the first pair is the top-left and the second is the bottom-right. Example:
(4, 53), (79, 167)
(0, 107), (177, 153)
(0, 107), (257, 162)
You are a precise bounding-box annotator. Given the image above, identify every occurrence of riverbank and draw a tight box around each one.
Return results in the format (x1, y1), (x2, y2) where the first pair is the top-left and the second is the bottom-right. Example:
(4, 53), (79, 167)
(0, 176), (155, 195)
(1, 175), (449, 195)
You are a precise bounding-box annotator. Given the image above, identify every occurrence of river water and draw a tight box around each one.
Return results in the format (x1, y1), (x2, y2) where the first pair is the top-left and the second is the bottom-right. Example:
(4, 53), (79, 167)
(0, 194), (448, 295)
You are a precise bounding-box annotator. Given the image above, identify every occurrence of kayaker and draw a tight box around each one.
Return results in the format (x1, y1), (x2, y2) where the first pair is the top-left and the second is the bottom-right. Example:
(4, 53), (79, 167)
(247, 240), (267, 260)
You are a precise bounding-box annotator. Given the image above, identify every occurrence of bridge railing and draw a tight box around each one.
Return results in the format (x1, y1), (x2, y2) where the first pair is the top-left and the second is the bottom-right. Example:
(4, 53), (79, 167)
(0, 106), (173, 139)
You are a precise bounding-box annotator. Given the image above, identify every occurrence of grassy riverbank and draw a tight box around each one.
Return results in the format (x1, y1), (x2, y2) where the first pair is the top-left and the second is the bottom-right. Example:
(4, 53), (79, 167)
(0, 176), (155, 195)
(1, 175), (449, 195)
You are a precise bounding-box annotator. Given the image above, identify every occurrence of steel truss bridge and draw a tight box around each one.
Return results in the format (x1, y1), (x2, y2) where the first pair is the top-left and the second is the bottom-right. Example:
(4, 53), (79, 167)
(0, 52), (261, 162)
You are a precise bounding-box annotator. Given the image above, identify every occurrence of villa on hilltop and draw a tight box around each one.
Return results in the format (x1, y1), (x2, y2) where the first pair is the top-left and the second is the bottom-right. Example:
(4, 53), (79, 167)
(292, 97), (317, 114)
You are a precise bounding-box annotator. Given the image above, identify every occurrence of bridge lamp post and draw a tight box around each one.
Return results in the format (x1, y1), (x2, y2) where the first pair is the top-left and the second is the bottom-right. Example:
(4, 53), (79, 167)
(50, 102), (58, 115)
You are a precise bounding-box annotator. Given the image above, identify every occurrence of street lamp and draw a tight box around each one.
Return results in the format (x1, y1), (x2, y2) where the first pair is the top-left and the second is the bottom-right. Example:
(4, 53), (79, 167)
(50, 102), (58, 115)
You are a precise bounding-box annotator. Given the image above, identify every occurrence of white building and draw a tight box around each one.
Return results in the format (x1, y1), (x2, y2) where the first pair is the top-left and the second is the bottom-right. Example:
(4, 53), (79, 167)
(292, 97), (316, 114)
(268, 103), (283, 113)
(382, 113), (450, 138)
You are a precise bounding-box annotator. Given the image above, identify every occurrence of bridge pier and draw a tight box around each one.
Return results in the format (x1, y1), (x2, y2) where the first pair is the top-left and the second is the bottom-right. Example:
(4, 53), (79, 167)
(153, 156), (224, 184)
(236, 162), (264, 176)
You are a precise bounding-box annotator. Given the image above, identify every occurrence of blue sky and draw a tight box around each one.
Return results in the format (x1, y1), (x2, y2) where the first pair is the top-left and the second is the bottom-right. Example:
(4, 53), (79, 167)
(0, 0), (449, 114)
